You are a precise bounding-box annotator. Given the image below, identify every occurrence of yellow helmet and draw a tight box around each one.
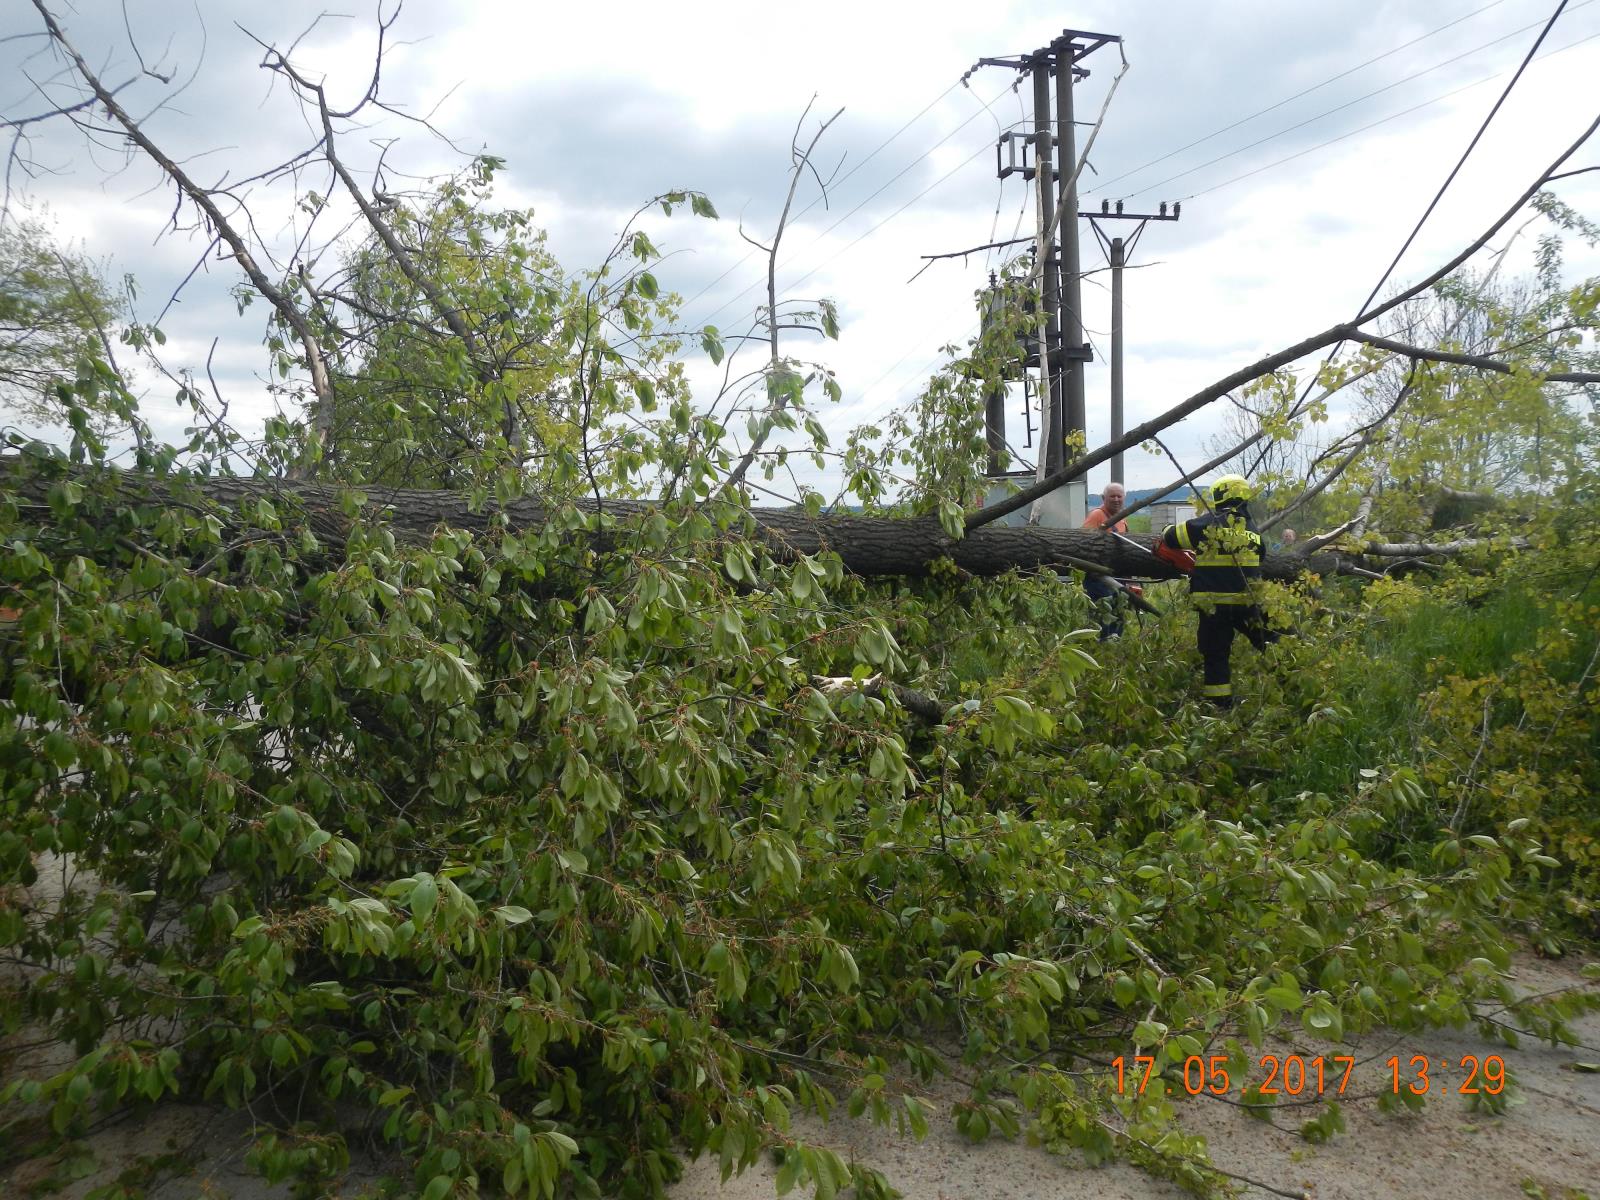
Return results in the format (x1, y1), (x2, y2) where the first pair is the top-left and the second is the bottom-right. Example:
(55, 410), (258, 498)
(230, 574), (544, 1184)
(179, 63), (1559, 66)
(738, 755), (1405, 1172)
(1208, 474), (1254, 505)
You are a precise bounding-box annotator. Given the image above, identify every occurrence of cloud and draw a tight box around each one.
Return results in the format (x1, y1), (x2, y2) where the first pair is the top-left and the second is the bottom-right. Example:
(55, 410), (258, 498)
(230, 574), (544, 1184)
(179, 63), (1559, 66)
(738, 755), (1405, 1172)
(3, 0), (1596, 499)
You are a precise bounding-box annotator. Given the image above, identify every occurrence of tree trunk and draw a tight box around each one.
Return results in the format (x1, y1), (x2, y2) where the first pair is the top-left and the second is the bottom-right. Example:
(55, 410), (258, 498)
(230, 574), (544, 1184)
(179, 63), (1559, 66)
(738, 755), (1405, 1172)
(1, 461), (1330, 582)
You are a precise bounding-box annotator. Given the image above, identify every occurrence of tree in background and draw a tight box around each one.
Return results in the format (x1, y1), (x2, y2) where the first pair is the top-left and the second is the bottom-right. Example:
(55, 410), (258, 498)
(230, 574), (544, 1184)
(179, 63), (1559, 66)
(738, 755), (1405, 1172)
(0, 214), (123, 435)
(291, 159), (691, 492)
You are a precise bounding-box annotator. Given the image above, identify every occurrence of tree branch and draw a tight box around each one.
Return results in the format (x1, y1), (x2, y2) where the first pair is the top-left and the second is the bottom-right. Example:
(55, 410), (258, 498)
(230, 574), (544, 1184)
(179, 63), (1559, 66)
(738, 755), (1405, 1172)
(722, 101), (843, 495)
(968, 108), (1600, 533)
(1346, 329), (1600, 383)
(27, 1), (335, 460)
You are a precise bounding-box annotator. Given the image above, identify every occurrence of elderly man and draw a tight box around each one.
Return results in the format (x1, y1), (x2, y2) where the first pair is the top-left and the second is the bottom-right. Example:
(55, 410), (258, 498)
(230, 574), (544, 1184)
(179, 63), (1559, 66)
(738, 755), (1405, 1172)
(1084, 482), (1128, 534)
(1081, 482), (1131, 639)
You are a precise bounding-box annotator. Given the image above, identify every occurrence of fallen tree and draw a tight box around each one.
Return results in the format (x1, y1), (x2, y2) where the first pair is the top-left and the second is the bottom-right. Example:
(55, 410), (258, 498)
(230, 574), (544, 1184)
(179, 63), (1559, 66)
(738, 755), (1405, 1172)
(0, 458), (1331, 583)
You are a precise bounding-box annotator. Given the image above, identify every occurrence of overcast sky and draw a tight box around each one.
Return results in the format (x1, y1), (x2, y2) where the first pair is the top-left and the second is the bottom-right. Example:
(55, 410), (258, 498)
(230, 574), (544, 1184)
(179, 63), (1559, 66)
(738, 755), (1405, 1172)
(3, 0), (1598, 498)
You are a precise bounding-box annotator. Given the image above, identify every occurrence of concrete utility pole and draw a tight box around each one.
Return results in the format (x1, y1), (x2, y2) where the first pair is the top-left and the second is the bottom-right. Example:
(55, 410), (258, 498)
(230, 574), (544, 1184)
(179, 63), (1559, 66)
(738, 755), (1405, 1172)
(966, 30), (1190, 512)
(1031, 62), (1061, 475)
(1054, 44), (1086, 478)
(981, 279), (1007, 476)
(969, 29), (1118, 488)
(1088, 204), (1180, 486)
(1110, 234), (1125, 485)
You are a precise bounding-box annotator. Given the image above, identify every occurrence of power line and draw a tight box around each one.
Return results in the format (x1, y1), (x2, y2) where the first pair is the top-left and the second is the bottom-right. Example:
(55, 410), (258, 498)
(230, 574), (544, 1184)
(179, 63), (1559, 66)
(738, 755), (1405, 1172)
(687, 82), (1013, 333)
(1250, 0), (1573, 497)
(1120, 0), (1594, 202)
(777, 135), (996, 303)
(675, 80), (963, 315)
(1085, 0), (1513, 198)
(1186, 25), (1598, 202)
(1357, 0), (1570, 318)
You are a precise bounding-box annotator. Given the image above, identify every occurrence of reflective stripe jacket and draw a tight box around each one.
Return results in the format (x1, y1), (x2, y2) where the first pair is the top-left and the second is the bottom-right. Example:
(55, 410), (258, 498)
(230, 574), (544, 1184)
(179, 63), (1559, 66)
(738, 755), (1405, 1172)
(1160, 505), (1262, 605)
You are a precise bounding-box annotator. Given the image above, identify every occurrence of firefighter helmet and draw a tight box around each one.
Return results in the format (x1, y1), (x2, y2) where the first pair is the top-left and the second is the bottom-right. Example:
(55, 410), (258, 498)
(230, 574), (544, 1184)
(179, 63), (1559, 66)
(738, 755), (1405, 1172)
(1208, 474), (1254, 505)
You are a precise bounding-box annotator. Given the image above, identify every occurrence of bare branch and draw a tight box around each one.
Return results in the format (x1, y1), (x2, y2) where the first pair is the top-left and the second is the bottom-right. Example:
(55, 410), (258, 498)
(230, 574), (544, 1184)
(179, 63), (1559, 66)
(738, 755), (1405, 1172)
(722, 103), (844, 494)
(1260, 365), (1421, 535)
(28, 0), (335, 460)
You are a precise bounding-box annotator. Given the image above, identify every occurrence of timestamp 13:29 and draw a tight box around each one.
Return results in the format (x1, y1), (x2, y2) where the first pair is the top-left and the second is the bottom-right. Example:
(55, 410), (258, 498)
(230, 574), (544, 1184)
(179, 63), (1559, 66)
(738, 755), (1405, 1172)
(1112, 1053), (1507, 1097)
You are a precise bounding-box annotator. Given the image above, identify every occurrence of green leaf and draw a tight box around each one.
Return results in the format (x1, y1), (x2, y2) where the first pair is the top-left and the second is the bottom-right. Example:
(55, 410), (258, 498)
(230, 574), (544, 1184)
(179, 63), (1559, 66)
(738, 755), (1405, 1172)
(1132, 1020), (1167, 1047)
(701, 325), (724, 365)
(1113, 975), (1137, 1007)
(410, 875), (438, 922)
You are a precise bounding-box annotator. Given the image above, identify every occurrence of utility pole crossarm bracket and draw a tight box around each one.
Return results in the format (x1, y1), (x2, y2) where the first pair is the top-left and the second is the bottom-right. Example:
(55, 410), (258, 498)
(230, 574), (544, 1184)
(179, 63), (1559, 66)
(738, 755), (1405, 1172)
(965, 27), (1119, 85)
(965, 56), (1089, 81)
(1084, 205), (1181, 221)
(1053, 29), (1124, 61)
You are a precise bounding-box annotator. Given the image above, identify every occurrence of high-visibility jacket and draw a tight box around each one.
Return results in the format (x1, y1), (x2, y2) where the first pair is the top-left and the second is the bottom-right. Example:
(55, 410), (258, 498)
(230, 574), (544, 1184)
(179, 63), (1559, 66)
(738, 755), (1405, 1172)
(1160, 504), (1262, 605)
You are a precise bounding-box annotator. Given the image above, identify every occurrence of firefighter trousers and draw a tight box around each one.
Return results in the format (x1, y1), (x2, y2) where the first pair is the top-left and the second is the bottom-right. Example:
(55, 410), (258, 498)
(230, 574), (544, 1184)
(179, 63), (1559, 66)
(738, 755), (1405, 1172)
(1197, 603), (1274, 707)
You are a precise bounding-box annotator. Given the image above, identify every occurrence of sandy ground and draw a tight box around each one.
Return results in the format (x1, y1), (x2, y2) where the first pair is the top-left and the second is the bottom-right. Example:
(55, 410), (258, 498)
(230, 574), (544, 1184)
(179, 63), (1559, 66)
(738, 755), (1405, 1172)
(674, 955), (1600, 1200)
(4, 953), (1597, 1199)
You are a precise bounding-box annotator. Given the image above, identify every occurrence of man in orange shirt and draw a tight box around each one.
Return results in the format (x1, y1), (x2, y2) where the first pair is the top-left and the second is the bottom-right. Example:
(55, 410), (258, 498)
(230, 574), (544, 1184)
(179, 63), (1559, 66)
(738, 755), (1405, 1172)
(1083, 482), (1128, 534)
(1082, 482), (1130, 639)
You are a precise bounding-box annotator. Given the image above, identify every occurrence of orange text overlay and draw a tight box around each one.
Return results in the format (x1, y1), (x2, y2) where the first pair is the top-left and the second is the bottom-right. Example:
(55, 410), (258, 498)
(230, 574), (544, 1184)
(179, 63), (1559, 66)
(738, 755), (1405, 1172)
(1112, 1053), (1507, 1097)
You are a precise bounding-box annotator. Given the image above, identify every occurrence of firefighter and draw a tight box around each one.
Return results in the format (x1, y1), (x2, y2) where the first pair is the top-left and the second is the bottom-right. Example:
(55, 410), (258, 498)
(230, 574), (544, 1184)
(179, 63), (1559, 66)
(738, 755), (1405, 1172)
(1158, 474), (1275, 709)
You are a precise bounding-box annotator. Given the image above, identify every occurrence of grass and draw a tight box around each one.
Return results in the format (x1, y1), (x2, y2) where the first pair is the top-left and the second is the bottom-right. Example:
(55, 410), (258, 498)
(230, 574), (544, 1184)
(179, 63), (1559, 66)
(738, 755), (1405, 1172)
(1274, 578), (1560, 798)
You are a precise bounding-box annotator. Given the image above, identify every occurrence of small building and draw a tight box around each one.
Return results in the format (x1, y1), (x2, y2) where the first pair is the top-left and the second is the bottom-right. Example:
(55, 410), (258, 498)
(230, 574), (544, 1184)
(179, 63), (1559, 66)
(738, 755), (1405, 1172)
(1148, 500), (1197, 530)
(978, 472), (1087, 529)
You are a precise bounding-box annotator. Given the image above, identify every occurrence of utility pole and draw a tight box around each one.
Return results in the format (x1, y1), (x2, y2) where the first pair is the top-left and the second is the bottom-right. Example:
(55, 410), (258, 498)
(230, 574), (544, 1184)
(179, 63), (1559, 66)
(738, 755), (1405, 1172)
(1110, 234), (1125, 485)
(964, 31), (1190, 513)
(969, 29), (1117, 486)
(1055, 45), (1085, 478)
(1089, 202), (1180, 486)
(1031, 63), (1061, 475)
(981, 278), (1007, 476)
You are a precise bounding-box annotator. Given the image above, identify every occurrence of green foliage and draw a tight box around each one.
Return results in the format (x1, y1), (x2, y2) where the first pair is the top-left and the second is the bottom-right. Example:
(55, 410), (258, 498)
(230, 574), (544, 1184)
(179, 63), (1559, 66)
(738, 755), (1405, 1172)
(5, 176), (1600, 1200)
(0, 214), (125, 434)
(5, 412), (1599, 1197)
(838, 262), (1036, 515)
(302, 163), (698, 494)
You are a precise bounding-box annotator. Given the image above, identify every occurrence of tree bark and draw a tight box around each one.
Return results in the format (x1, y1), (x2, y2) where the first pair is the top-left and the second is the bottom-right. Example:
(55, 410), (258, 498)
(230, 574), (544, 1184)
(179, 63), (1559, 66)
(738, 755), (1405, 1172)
(0, 460), (1329, 583)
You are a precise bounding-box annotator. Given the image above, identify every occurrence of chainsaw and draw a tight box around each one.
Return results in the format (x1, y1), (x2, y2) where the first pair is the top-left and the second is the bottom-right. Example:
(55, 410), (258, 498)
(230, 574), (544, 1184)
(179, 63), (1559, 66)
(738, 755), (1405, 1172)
(1107, 529), (1195, 576)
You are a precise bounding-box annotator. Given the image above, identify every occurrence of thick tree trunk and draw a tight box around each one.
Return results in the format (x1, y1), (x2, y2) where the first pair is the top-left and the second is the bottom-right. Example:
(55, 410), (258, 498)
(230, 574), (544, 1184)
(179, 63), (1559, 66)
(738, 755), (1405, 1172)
(1, 462), (1330, 582)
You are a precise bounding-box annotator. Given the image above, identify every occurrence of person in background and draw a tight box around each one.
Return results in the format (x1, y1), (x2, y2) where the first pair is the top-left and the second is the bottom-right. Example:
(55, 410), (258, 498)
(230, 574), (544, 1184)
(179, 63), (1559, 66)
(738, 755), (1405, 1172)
(1082, 482), (1130, 640)
(1160, 474), (1275, 708)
